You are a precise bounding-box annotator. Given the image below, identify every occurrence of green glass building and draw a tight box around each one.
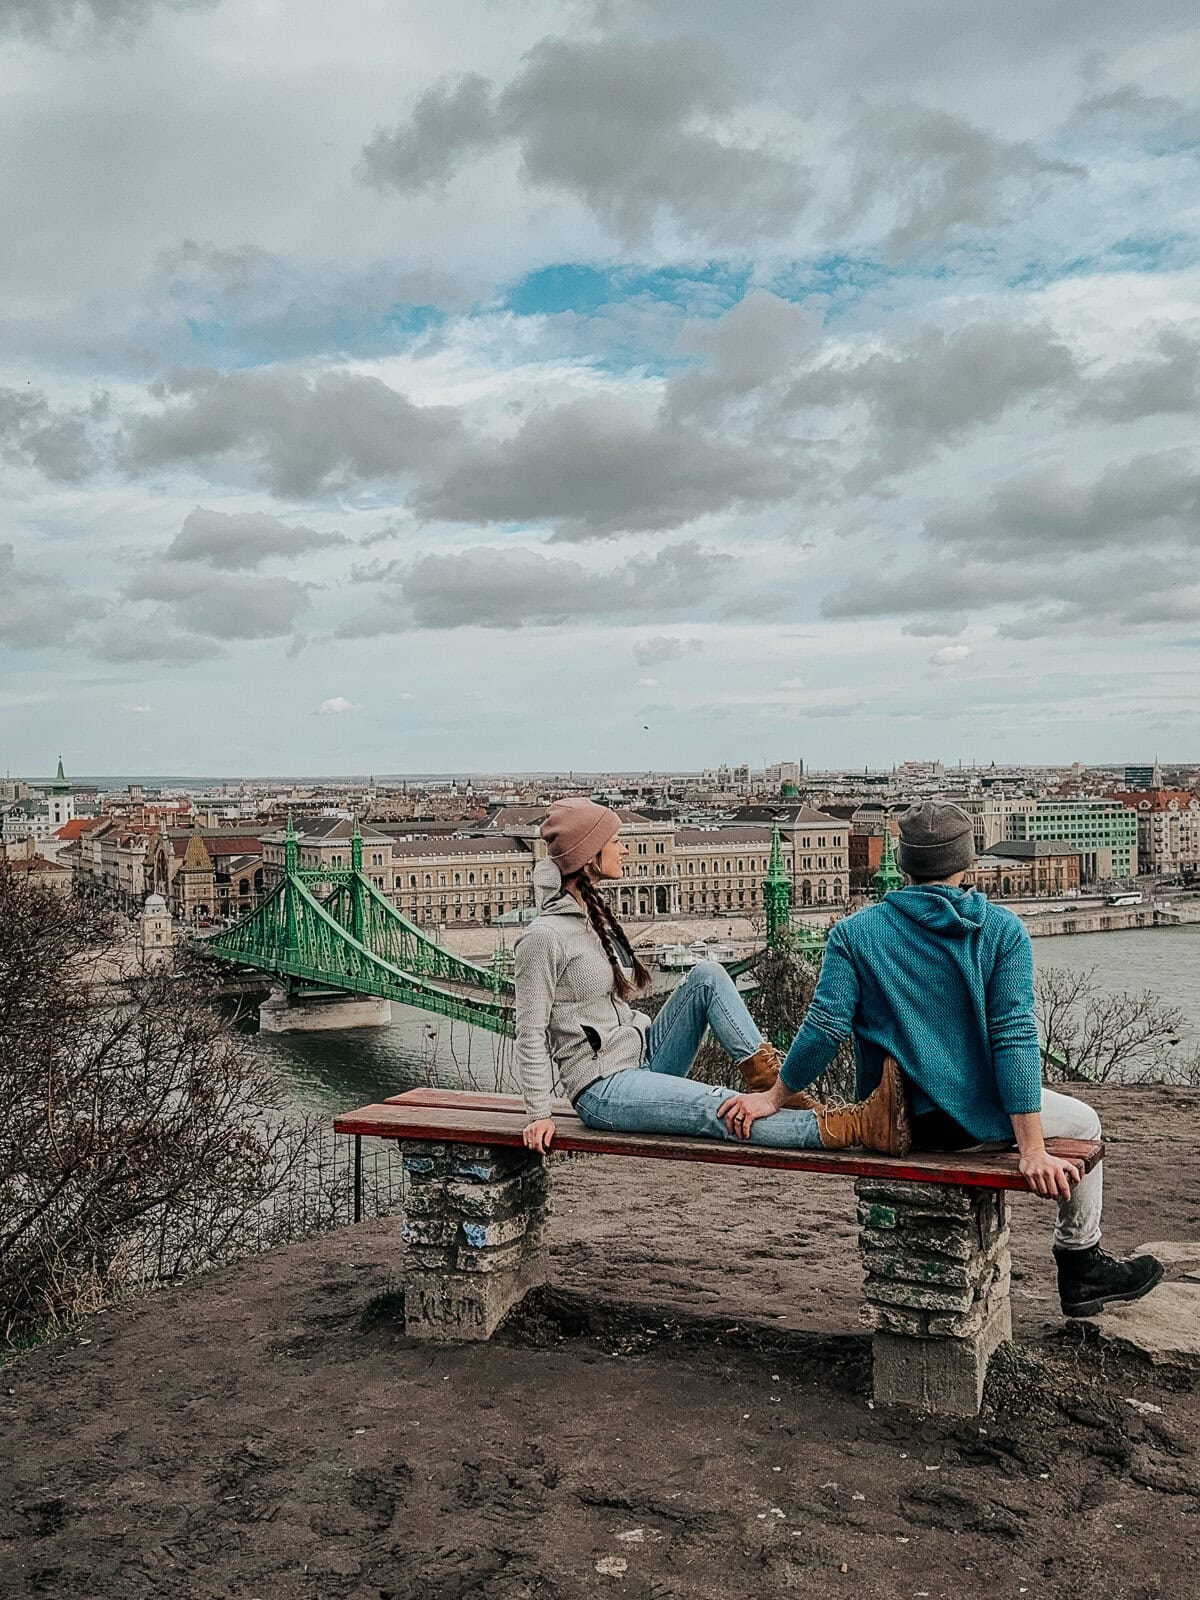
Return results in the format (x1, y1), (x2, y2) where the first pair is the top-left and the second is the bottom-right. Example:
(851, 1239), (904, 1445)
(1008, 801), (1137, 883)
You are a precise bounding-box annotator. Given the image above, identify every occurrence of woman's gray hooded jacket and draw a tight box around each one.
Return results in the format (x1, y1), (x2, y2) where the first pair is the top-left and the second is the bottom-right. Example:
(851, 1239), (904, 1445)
(514, 858), (650, 1123)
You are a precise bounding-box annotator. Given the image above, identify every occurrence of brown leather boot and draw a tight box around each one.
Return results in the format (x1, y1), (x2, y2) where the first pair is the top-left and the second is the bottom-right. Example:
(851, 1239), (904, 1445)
(735, 1041), (820, 1110)
(813, 1056), (912, 1156)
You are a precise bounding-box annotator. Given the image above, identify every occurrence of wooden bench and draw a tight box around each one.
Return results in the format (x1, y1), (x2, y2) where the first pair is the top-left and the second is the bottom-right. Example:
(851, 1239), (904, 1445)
(334, 1087), (1103, 1417)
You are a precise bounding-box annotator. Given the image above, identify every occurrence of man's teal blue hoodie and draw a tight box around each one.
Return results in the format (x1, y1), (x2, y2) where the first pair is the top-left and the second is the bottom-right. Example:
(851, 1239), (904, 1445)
(780, 885), (1043, 1142)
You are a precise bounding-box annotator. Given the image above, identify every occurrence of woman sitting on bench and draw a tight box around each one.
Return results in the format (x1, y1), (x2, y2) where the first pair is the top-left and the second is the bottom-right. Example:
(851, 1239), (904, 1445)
(515, 798), (910, 1156)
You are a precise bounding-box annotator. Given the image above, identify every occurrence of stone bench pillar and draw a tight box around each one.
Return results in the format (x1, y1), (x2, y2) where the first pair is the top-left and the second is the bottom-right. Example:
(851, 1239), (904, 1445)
(399, 1141), (550, 1340)
(855, 1177), (1012, 1417)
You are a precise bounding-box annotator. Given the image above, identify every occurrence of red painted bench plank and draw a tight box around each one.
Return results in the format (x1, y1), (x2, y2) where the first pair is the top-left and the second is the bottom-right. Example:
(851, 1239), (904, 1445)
(336, 1091), (1104, 1192)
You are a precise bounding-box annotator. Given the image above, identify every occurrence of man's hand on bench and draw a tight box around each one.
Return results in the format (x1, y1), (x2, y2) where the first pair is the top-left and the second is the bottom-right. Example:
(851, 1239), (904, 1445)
(523, 1117), (557, 1153)
(1018, 1148), (1085, 1200)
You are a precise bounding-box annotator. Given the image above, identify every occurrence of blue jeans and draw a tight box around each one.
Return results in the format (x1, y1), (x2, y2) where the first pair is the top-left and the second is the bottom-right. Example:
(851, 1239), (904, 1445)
(573, 961), (822, 1149)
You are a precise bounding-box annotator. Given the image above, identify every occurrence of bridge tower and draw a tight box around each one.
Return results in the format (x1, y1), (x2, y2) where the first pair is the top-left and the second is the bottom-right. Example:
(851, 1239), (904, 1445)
(873, 827), (904, 899)
(763, 823), (792, 947)
(284, 812), (299, 954)
(349, 815), (366, 944)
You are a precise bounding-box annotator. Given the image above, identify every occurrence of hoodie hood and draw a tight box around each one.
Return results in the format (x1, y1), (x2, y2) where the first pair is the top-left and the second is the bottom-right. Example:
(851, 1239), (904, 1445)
(532, 856), (584, 915)
(883, 883), (989, 938)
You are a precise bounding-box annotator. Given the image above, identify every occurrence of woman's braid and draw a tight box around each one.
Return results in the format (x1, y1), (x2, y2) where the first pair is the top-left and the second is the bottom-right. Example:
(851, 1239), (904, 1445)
(571, 870), (651, 1000)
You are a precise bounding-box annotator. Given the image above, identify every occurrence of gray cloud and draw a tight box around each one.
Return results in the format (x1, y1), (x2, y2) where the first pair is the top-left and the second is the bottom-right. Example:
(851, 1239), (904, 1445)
(87, 614), (224, 664)
(633, 634), (705, 664)
(667, 291), (822, 422)
(823, 544), (1200, 639)
(358, 73), (499, 193)
(124, 563), (310, 639)
(1079, 329), (1200, 422)
(0, 542), (106, 648)
(822, 562), (1034, 622)
(360, 36), (810, 247)
(843, 105), (1084, 259)
(165, 507), (347, 569)
(339, 540), (719, 633)
(926, 451), (1200, 558)
(1065, 84), (1200, 149)
(120, 367), (462, 497)
(1, 0), (215, 43)
(0, 386), (105, 482)
(790, 321), (1077, 474)
(413, 394), (796, 539)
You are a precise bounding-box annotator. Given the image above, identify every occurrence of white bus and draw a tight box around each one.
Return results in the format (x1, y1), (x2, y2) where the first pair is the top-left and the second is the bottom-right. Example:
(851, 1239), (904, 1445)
(1105, 891), (1143, 906)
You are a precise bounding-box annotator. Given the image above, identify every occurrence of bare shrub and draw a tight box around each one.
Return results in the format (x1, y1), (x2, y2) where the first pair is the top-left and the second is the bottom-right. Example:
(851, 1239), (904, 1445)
(0, 871), (292, 1341)
(1035, 964), (1200, 1086)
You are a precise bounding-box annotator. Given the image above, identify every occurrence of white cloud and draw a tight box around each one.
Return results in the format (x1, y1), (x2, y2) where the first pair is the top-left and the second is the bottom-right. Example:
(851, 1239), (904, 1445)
(318, 696), (355, 715)
(930, 644), (973, 666)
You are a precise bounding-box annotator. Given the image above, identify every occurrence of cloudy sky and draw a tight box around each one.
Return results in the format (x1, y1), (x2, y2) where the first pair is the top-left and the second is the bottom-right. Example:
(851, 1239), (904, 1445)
(3, 0), (1199, 777)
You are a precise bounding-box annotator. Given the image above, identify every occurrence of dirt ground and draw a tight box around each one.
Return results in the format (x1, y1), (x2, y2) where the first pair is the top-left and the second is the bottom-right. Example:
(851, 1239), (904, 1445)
(2, 1084), (1199, 1600)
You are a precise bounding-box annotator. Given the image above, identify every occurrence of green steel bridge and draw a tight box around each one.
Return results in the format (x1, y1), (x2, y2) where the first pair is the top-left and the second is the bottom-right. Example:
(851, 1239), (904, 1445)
(193, 819), (834, 1037)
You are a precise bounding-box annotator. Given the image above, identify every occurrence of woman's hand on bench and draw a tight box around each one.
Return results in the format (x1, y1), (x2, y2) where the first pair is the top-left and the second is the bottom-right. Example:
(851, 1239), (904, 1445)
(523, 1118), (557, 1153)
(717, 1091), (779, 1141)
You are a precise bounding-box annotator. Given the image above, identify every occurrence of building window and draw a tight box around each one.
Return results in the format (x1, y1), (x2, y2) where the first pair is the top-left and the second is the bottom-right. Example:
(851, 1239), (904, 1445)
(468, 871), (476, 885)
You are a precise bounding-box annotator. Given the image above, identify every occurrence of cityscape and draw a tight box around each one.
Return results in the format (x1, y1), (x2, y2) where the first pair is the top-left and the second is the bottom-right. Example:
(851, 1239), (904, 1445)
(6, 753), (1200, 942)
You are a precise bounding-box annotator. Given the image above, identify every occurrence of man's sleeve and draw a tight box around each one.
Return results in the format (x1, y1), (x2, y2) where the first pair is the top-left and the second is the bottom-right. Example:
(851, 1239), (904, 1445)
(779, 925), (860, 1093)
(514, 926), (559, 1124)
(986, 921), (1043, 1116)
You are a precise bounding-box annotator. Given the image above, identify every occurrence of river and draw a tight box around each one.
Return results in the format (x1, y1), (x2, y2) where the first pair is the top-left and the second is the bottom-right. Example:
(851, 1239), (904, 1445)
(255, 923), (1200, 1113)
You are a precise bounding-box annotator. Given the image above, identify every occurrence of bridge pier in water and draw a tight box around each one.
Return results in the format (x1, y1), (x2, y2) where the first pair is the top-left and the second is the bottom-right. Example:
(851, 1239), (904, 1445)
(258, 984), (393, 1035)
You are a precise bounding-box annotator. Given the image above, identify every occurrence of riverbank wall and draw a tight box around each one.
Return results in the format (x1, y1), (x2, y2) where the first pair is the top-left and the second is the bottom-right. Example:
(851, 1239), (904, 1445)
(1021, 903), (1200, 937)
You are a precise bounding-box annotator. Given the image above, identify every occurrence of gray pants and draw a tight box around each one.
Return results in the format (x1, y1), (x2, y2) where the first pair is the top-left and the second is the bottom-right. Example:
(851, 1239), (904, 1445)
(1040, 1087), (1103, 1250)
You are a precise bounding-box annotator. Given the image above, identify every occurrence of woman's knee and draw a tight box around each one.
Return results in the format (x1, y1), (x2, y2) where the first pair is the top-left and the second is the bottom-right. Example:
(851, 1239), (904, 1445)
(691, 958), (727, 990)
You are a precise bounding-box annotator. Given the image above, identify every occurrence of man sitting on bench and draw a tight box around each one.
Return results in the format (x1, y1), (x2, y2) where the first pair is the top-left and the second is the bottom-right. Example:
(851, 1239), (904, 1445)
(721, 799), (1163, 1320)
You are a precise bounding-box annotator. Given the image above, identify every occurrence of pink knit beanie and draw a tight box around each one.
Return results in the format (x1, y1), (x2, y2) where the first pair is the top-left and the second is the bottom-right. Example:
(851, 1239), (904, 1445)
(540, 798), (621, 875)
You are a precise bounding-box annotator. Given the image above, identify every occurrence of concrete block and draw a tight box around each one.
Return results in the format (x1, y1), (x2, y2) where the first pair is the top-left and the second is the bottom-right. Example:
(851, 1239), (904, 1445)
(461, 1214), (529, 1250)
(403, 1261), (545, 1342)
(450, 1147), (534, 1183)
(401, 1217), (458, 1247)
(857, 1200), (899, 1230)
(859, 1220), (977, 1263)
(863, 1275), (975, 1315)
(861, 1247), (972, 1290)
(867, 1304), (932, 1338)
(404, 1243), (456, 1269)
(444, 1174), (528, 1219)
(927, 1270), (1012, 1338)
(872, 1302), (1012, 1416)
(401, 1180), (451, 1217)
(454, 1239), (532, 1276)
(854, 1178), (975, 1216)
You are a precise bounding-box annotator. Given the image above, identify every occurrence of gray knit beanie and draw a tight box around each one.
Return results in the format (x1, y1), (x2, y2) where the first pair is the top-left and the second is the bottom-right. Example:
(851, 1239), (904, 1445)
(896, 799), (975, 880)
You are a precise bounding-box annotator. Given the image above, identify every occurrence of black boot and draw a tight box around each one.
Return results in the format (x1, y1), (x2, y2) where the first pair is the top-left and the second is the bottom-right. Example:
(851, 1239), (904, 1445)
(1055, 1242), (1164, 1318)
